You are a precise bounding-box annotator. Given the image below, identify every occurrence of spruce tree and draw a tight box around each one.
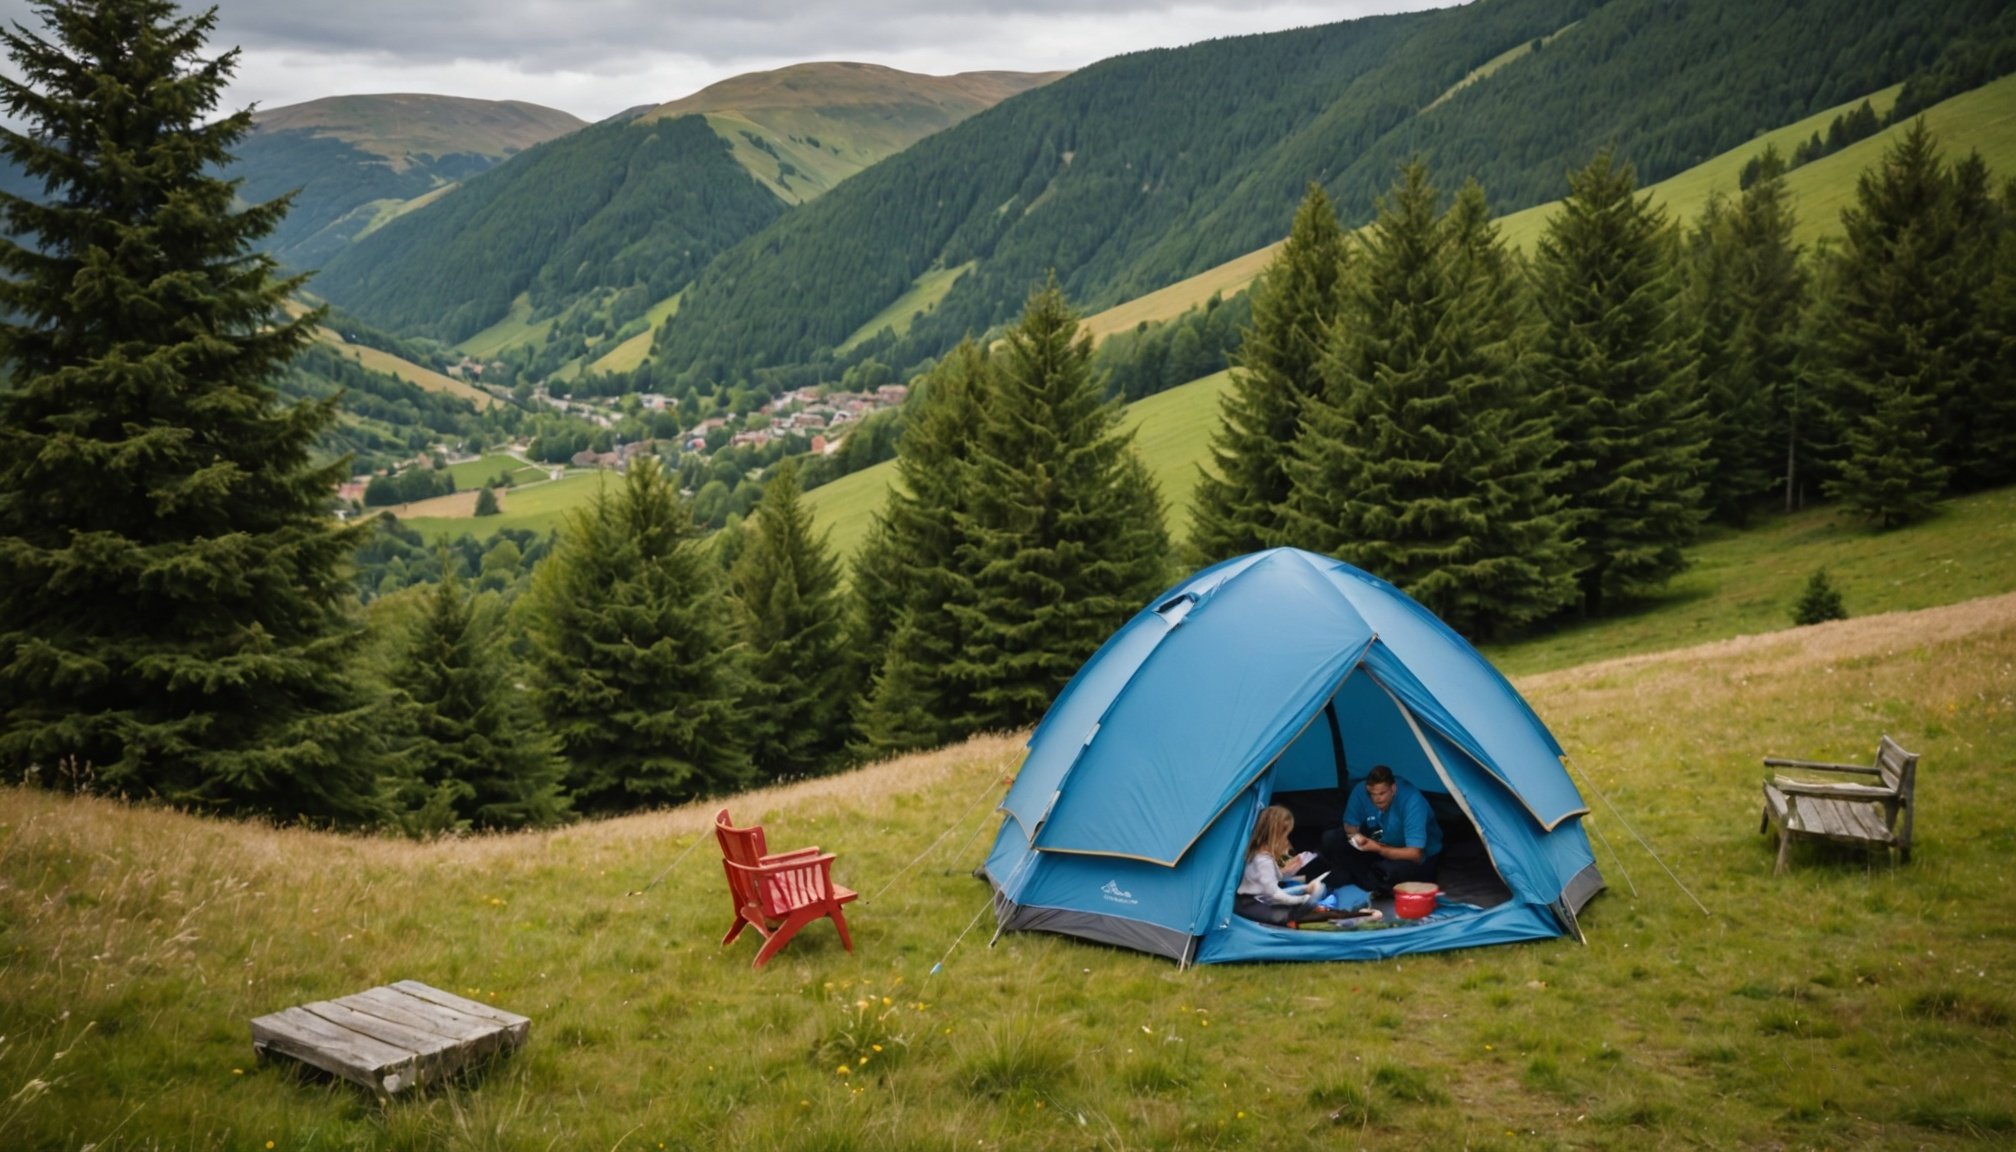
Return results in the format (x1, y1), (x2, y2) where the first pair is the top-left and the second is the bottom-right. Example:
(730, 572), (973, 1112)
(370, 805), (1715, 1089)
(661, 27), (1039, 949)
(730, 460), (855, 780)
(1812, 121), (1979, 525)
(0, 0), (383, 821)
(522, 458), (748, 812)
(385, 565), (569, 835)
(1282, 168), (1577, 638)
(853, 343), (987, 757)
(947, 280), (1171, 732)
(1529, 149), (1709, 610)
(1190, 183), (1349, 563)
(1977, 177), (2016, 487)
(1685, 148), (1809, 524)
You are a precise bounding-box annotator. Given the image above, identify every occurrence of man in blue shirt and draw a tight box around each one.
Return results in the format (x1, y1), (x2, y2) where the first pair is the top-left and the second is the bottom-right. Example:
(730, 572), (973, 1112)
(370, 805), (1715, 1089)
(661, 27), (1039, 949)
(1324, 764), (1442, 896)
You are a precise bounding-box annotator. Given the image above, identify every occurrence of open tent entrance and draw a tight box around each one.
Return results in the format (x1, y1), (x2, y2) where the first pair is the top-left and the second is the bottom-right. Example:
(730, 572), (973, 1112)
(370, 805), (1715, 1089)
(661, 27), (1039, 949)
(1267, 662), (1514, 910)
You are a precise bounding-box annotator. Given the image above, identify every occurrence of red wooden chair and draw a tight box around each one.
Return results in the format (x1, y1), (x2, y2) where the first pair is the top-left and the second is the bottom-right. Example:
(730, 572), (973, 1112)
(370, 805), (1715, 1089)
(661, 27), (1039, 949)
(714, 808), (857, 969)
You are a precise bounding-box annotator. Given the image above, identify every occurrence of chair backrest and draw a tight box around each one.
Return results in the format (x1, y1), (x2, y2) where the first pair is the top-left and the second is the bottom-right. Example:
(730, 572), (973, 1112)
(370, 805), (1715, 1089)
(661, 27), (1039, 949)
(716, 809), (769, 905)
(1876, 735), (1919, 800)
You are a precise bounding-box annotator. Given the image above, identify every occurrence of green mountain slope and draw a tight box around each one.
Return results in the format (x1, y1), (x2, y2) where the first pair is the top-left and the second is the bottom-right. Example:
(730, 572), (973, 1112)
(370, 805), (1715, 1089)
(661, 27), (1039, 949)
(651, 0), (2011, 390)
(809, 72), (2016, 559)
(230, 94), (586, 268)
(647, 62), (1063, 204)
(309, 114), (788, 345)
(311, 64), (1055, 358)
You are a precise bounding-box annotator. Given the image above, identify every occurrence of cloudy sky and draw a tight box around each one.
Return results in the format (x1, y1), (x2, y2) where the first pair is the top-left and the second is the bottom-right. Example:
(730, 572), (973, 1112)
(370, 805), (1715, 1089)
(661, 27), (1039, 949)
(2, 0), (1463, 122)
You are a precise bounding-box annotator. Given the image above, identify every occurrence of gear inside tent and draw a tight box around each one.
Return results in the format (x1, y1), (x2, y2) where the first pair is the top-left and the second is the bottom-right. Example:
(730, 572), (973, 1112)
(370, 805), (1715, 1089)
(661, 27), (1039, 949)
(983, 548), (1603, 965)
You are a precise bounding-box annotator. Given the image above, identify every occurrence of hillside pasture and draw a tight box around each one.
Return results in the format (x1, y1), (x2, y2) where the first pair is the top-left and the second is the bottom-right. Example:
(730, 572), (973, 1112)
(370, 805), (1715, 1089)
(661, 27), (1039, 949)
(3, 589), (2012, 1150)
(838, 262), (976, 353)
(317, 331), (496, 410)
(589, 291), (684, 375)
(456, 293), (555, 361)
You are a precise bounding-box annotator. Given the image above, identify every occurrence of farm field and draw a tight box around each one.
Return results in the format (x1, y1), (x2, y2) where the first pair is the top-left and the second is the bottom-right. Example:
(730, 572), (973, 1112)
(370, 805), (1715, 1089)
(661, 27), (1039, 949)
(442, 454), (548, 490)
(401, 470), (614, 541)
(5, 581), (2012, 1149)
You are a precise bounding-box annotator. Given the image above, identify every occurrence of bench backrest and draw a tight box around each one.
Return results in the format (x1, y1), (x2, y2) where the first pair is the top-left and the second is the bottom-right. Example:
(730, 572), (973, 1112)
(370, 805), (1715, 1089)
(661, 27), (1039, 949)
(1876, 735), (1918, 800)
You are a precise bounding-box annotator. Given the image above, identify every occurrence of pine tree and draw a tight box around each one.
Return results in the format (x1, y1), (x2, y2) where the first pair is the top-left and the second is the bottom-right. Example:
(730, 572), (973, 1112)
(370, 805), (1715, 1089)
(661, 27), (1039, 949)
(473, 486), (500, 516)
(1529, 149), (1709, 611)
(730, 460), (855, 780)
(1281, 167), (1577, 638)
(1685, 147), (1809, 524)
(947, 280), (1171, 732)
(1976, 177), (2016, 487)
(0, 0), (384, 822)
(1812, 121), (1978, 526)
(522, 458), (748, 812)
(1791, 568), (1847, 626)
(385, 564), (569, 835)
(853, 343), (988, 757)
(1190, 183), (1349, 563)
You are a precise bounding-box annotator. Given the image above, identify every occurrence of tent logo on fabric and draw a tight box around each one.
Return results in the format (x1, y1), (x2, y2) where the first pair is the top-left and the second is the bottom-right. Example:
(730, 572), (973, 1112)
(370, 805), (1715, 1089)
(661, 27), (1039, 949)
(1100, 880), (1138, 905)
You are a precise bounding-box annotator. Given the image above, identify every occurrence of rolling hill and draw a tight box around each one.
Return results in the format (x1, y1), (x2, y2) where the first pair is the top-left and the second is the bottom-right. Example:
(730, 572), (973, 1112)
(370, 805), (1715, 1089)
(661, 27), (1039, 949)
(230, 94), (587, 268)
(648, 0), (2013, 392)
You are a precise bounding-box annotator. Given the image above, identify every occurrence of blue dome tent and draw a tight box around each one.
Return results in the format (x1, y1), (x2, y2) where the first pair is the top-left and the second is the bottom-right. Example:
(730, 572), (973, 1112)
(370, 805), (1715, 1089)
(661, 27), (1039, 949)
(982, 548), (1604, 965)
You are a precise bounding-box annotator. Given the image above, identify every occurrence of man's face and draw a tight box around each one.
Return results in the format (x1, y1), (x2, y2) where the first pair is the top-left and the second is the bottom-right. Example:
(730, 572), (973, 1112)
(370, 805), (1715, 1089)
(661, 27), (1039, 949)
(1367, 781), (1395, 812)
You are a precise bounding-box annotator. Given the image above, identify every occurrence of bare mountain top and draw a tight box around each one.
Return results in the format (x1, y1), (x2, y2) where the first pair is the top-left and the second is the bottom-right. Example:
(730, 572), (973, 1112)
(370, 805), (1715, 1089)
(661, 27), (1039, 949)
(252, 94), (587, 169)
(647, 61), (1064, 120)
(643, 62), (1066, 205)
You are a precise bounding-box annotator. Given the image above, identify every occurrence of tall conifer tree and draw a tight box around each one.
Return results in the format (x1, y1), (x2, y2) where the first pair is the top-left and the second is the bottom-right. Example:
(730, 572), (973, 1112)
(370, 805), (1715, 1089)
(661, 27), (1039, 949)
(1686, 148), (1809, 524)
(1812, 122), (1989, 524)
(730, 460), (855, 780)
(947, 281), (1170, 732)
(0, 0), (383, 821)
(1190, 184), (1349, 563)
(1529, 150), (1709, 610)
(522, 458), (748, 811)
(385, 565), (568, 835)
(852, 343), (988, 757)
(1282, 167), (1577, 637)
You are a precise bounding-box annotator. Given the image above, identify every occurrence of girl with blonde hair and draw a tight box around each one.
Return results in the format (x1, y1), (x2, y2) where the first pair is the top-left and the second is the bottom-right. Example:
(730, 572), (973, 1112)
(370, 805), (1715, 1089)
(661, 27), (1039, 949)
(1234, 804), (1330, 925)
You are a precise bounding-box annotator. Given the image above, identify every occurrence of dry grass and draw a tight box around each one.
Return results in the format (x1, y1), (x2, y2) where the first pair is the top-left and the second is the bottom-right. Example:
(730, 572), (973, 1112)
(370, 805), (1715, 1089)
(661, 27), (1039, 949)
(4, 603), (2013, 1150)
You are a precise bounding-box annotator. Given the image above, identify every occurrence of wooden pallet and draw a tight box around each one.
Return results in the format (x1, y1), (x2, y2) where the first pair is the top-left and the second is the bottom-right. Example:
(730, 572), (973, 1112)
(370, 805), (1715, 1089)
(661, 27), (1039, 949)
(251, 980), (530, 1094)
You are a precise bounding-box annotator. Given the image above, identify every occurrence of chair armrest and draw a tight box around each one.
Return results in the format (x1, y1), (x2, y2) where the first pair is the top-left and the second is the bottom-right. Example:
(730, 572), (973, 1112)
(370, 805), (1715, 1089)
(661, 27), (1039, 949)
(760, 846), (822, 864)
(1763, 757), (1881, 776)
(1771, 779), (1895, 801)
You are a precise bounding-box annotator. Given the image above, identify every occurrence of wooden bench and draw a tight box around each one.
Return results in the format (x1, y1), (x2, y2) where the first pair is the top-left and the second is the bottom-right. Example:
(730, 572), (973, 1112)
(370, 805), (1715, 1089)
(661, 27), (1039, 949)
(1760, 735), (1918, 874)
(715, 808), (857, 968)
(250, 980), (529, 1094)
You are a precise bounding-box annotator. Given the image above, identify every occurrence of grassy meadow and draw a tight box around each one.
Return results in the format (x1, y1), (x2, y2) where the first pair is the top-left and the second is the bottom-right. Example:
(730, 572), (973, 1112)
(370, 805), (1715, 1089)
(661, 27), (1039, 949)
(5, 575), (2014, 1149)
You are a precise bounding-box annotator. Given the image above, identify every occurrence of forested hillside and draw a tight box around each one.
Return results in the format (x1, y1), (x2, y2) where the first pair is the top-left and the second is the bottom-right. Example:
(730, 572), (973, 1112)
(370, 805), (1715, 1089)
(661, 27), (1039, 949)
(647, 0), (2012, 393)
(310, 114), (787, 345)
(309, 64), (1058, 363)
(229, 94), (585, 268)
